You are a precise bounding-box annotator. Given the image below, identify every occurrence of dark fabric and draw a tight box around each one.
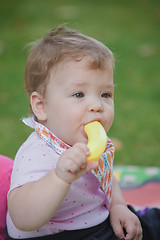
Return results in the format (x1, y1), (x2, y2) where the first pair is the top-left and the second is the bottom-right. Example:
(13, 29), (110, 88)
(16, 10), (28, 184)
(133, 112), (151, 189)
(5, 219), (124, 240)
(128, 205), (160, 240)
(6, 206), (160, 240)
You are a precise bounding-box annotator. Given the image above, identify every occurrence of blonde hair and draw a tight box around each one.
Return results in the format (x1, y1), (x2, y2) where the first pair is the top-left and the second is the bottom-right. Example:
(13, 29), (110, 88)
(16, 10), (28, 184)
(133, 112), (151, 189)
(24, 25), (114, 98)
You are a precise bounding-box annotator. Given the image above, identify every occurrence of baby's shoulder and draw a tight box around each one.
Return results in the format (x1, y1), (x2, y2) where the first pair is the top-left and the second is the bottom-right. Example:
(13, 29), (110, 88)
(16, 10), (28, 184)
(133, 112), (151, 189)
(12, 132), (58, 174)
(18, 132), (44, 150)
(15, 132), (54, 161)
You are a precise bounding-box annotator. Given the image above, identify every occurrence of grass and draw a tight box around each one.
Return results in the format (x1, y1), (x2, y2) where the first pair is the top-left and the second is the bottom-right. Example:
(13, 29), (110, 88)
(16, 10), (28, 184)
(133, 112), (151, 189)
(0, 0), (160, 166)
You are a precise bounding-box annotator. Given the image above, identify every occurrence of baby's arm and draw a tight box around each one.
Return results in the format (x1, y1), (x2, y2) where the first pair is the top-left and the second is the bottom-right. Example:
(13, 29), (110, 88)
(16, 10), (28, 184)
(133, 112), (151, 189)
(8, 168), (70, 231)
(8, 143), (98, 231)
(109, 176), (143, 240)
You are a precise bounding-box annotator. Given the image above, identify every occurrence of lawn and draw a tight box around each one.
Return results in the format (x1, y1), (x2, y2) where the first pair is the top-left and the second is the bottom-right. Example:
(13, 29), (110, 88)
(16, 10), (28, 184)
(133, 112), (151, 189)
(0, 0), (160, 166)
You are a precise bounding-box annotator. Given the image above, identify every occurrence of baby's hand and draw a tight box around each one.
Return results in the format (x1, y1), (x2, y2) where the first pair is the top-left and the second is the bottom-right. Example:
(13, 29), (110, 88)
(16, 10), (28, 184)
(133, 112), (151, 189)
(56, 143), (98, 184)
(110, 204), (143, 240)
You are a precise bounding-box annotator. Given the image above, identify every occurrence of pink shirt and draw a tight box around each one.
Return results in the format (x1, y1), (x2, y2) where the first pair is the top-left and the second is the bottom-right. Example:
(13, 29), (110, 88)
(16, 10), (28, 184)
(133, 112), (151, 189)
(7, 132), (109, 238)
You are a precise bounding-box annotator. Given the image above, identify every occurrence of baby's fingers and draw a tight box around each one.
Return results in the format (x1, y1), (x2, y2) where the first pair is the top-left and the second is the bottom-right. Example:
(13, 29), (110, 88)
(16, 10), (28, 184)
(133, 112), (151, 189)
(125, 220), (143, 240)
(110, 217), (125, 239)
(86, 161), (98, 172)
(73, 142), (90, 157)
(61, 148), (85, 173)
(73, 143), (98, 171)
(71, 143), (89, 168)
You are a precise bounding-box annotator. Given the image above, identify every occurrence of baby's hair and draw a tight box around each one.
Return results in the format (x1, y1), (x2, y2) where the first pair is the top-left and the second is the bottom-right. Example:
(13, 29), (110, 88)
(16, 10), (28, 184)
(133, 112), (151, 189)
(24, 24), (114, 98)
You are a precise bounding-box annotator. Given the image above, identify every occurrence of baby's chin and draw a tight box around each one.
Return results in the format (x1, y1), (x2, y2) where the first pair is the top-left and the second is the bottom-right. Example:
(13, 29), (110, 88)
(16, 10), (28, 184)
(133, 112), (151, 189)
(69, 136), (88, 147)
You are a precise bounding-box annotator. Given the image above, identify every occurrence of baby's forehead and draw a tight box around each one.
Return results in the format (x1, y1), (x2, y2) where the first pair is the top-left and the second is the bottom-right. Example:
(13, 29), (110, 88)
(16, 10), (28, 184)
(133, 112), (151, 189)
(48, 56), (113, 87)
(50, 54), (113, 74)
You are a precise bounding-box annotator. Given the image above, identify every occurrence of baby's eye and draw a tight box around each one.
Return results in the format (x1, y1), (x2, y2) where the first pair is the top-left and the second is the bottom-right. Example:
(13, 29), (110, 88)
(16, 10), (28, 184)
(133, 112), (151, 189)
(101, 92), (112, 98)
(73, 92), (85, 98)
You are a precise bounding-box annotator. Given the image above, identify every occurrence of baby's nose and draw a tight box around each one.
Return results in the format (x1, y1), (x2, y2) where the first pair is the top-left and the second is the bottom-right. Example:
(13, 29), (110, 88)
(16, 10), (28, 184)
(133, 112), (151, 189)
(89, 100), (103, 112)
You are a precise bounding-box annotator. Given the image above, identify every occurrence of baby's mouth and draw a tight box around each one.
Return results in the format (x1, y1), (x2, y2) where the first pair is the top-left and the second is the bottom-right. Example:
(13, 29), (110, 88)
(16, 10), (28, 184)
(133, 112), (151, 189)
(82, 125), (88, 142)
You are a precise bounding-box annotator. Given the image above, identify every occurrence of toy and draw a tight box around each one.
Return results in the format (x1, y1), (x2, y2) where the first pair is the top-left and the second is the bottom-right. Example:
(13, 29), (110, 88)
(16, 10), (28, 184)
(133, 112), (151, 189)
(84, 121), (107, 161)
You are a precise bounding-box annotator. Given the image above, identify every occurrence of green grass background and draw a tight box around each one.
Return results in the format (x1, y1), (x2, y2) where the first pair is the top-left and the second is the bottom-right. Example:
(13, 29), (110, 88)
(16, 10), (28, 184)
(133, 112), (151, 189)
(0, 0), (160, 166)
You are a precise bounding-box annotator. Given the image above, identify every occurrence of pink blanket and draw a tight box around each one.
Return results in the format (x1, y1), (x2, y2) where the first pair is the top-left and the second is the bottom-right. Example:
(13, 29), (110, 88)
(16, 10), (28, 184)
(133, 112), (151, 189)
(0, 155), (13, 240)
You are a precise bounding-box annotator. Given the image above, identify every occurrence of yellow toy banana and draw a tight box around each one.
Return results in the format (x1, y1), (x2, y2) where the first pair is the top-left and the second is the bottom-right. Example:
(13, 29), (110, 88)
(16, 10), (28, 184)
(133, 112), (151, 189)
(84, 121), (107, 162)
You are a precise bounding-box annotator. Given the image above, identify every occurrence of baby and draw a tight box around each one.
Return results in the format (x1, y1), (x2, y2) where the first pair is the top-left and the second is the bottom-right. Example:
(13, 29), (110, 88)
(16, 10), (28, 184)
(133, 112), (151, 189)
(6, 25), (142, 240)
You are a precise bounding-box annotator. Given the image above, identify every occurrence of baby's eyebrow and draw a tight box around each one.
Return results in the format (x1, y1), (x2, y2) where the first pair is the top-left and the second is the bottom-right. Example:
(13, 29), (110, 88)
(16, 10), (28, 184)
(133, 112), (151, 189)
(103, 83), (114, 90)
(72, 82), (88, 87)
(66, 82), (88, 90)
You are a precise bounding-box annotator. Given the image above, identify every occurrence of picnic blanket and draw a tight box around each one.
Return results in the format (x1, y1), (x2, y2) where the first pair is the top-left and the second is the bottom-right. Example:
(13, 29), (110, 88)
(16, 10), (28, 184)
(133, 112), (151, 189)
(114, 166), (160, 210)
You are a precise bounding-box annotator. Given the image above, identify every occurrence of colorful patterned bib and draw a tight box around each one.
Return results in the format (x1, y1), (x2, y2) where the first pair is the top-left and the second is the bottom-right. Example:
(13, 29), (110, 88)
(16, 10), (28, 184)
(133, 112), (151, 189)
(23, 117), (115, 204)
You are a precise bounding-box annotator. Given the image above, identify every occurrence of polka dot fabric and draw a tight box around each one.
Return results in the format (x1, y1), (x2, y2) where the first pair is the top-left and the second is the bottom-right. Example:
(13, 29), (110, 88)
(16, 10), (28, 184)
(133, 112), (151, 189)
(7, 117), (114, 238)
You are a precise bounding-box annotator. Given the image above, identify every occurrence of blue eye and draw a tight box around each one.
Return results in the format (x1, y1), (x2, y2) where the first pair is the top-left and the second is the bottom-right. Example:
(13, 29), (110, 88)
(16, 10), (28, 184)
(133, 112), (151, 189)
(101, 92), (112, 98)
(73, 92), (84, 98)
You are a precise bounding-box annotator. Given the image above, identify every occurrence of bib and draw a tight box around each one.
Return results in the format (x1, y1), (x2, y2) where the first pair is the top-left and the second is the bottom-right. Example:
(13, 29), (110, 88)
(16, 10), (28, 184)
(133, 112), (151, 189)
(23, 117), (115, 203)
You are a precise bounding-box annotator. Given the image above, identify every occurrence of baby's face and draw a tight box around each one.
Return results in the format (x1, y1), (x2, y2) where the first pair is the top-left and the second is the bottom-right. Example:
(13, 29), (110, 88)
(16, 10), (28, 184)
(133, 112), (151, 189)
(44, 56), (114, 146)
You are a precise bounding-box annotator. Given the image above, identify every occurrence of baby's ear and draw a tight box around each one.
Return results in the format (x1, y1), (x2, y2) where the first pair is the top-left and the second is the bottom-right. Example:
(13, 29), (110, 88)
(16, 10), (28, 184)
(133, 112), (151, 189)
(30, 92), (47, 121)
